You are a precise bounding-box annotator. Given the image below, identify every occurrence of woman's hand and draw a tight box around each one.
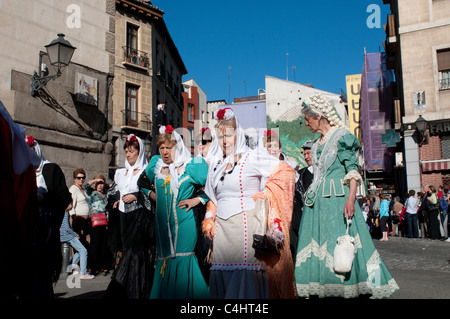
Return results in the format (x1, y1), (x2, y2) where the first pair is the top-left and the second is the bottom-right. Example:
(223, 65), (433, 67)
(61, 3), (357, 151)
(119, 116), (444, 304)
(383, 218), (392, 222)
(202, 217), (215, 240)
(344, 198), (355, 219)
(122, 194), (137, 203)
(344, 178), (357, 219)
(178, 198), (200, 212)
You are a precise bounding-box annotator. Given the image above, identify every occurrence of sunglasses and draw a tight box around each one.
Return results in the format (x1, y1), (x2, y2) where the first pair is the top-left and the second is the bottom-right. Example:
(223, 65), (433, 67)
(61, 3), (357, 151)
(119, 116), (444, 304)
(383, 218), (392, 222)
(76, 176), (86, 180)
(196, 139), (211, 145)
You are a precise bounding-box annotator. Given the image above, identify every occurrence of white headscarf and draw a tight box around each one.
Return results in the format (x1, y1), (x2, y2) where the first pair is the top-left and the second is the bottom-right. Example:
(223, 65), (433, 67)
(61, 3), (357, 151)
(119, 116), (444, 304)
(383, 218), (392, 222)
(198, 128), (221, 164)
(0, 100), (39, 175)
(27, 137), (50, 172)
(124, 134), (147, 193)
(27, 137), (51, 193)
(158, 125), (192, 198)
(208, 108), (248, 192)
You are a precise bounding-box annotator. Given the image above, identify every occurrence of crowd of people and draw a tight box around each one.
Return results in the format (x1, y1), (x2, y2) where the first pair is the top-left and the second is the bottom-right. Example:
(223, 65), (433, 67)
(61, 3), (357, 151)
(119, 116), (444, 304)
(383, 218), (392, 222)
(360, 185), (450, 242)
(1, 95), (401, 300)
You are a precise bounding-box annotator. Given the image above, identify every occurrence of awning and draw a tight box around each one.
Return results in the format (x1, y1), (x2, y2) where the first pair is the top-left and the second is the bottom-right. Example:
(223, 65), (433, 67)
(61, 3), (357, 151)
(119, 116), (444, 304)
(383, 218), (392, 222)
(421, 159), (450, 172)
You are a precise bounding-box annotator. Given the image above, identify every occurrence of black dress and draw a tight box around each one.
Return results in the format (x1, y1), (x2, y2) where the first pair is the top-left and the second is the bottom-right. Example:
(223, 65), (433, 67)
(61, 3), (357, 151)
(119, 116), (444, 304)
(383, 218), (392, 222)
(105, 185), (156, 299)
(290, 166), (313, 263)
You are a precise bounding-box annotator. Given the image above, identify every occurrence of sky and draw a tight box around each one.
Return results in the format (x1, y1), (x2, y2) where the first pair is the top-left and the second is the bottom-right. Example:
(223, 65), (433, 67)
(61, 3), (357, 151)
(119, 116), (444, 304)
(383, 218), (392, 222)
(153, 0), (390, 103)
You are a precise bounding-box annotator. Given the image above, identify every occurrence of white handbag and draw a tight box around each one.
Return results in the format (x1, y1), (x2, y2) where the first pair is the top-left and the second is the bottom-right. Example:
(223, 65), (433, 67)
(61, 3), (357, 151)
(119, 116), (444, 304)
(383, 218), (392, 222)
(333, 218), (355, 273)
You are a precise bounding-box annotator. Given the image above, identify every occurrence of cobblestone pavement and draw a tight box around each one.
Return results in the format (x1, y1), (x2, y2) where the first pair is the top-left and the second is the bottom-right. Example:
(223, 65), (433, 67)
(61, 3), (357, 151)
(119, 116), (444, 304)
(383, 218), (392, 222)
(373, 236), (450, 299)
(53, 236), (450, 299)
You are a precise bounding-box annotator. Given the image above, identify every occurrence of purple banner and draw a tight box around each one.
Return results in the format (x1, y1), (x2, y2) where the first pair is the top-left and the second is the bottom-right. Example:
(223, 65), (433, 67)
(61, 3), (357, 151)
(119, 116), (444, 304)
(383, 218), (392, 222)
(360, 52), (395, 173)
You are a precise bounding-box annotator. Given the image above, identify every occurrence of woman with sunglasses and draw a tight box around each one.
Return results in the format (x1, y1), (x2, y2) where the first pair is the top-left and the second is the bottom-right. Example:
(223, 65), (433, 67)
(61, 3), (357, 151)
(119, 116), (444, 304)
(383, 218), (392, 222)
(69, 168), (91, 251)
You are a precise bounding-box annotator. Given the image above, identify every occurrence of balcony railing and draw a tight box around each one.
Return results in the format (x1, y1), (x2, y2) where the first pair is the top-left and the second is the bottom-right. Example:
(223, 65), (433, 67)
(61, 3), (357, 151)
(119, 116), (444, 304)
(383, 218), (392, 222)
(120, 110), (152, 131)
(122, 46), (149, 68)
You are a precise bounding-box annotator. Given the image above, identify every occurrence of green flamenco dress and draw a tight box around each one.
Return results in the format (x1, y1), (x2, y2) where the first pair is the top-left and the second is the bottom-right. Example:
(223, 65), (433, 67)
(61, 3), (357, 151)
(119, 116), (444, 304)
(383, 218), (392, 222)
(294, 128), (399, 299)
(143, 155), (210, 299)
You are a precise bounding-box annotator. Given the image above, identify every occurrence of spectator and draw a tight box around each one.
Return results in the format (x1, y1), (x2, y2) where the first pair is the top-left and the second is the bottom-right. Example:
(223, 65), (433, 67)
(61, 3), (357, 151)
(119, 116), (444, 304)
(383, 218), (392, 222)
(439, 188), (448, 240)
(60, 211), (94, 279)
(69, 169), (91, 248)
(392, 196), (403, 237)
(84, 175), (111, 275)
(427, 185), (441, 240)
(379, 194), (390, 241)
(405, 189), (422, 238)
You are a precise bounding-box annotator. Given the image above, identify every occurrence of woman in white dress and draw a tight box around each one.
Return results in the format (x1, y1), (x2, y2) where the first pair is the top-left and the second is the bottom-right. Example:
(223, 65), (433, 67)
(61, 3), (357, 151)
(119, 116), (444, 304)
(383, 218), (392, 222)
(202, 108), (296, 299)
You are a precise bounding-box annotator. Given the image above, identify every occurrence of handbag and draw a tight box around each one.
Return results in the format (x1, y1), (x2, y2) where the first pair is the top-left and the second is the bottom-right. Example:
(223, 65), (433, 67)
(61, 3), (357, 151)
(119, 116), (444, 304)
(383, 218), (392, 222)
(333, 218), (355, 273)
(137, 170), (153, 190)
(91, 212), (108, 228)
(252, 198), (282, 257)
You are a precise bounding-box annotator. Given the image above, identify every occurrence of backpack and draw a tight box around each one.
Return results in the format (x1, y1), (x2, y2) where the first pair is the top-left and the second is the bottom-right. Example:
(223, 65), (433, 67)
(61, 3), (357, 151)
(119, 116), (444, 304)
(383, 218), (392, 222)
(440, 194), (448, 212)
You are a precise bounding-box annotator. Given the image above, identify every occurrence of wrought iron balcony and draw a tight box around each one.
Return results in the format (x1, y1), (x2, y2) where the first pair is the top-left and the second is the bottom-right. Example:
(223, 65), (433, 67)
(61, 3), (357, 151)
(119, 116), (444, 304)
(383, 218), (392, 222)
(120, 109), (152, 131)
(122, 46), (149, 69)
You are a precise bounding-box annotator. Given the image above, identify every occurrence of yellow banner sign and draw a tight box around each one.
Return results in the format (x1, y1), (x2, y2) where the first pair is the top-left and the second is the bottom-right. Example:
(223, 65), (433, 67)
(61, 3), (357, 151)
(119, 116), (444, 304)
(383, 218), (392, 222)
(346, 74), (362, 141)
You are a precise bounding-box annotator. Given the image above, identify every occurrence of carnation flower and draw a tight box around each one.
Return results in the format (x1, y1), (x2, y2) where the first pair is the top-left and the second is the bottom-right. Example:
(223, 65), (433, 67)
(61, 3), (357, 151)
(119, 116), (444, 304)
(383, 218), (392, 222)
(126, 134), (137, 142)
(216, 108), (235, 121)
(25, 135), (35, 147)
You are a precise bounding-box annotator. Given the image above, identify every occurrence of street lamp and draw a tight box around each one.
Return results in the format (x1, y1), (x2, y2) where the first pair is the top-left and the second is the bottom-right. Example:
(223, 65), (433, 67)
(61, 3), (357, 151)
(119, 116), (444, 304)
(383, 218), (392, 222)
(31, 33), (76, 96)
(415, 114), (428, 145)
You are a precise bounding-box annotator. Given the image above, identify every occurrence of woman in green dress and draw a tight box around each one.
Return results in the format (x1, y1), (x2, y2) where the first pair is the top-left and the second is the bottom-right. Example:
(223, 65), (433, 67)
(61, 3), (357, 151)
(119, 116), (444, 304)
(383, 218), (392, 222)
(142, 125), (210, 299)
(294, 94), (399, 299)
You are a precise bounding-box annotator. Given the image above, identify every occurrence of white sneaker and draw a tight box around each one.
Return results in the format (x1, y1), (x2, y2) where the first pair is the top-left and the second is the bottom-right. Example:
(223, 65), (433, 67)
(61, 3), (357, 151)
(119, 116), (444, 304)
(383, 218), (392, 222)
(80, 273), (94, 279)
(445, 237), (450, 242)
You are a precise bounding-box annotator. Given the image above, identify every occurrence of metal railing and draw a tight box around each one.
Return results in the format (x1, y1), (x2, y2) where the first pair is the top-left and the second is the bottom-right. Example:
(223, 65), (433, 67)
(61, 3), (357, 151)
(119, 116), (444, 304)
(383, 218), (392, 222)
(122, 46), (149, 68)
(120, 109), (152, 131)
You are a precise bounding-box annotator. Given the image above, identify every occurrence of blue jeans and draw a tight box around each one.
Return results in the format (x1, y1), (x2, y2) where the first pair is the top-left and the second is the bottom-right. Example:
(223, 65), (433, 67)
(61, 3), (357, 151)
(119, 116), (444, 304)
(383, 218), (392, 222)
(407, 213), (419, 238)
(67, 236), (88, 275)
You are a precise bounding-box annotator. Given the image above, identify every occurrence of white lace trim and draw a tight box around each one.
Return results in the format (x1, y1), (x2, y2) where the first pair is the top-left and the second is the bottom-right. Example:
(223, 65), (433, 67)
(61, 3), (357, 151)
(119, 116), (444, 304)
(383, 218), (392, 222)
(318, 126), (338, 146)
(154, 158), (187, 180)
(296, 278), (398, 299)
(343, 170), (363, 186)
(295, 238), (399, 298)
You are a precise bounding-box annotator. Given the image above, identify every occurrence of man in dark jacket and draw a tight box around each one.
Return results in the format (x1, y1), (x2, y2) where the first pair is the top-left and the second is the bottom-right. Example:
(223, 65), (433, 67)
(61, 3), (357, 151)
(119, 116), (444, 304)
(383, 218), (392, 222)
(290, 140), (314, 263)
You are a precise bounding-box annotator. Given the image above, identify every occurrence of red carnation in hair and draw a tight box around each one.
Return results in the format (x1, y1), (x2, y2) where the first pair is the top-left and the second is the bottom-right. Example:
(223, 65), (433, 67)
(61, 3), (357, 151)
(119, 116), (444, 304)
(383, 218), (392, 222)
(126, 134), (137, 142)
(216, 109), (226, 120)
(165, 125), (174, 134)
(26, 135), (35, 147)
(216, 108), (234, 121)
(264, 130), (278, 137)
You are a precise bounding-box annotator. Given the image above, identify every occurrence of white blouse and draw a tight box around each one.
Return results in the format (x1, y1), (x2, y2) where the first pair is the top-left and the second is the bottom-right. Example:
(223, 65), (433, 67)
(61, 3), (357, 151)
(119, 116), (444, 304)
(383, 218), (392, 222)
(114, 168), (143, 213)
(69, 185), (90, 216)
(207, 148), (280, 220)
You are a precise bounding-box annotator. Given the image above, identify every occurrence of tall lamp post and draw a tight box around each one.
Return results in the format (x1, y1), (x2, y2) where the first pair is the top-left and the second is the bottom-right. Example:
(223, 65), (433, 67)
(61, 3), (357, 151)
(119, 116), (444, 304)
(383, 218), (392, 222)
(415, 114), (428, 239)
(31, 33), (76, 96)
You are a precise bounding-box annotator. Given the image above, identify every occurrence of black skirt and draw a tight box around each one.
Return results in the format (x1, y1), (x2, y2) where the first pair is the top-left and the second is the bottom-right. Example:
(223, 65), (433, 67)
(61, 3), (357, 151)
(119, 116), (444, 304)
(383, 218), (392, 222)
(106, 206), (155, 299)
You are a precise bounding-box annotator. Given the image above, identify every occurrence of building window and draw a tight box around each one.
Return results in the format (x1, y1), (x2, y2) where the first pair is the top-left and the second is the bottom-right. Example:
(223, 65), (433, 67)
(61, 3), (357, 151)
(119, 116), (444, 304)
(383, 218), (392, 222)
(188, 127), (194, 149)
(126, 84), (139, 126)
(438, 49), (450, 90)
(187, 103), (194, 122)
(127, 23), (138, 52)
(442, 135), (450, 159)
(440, 70), (450, 90)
